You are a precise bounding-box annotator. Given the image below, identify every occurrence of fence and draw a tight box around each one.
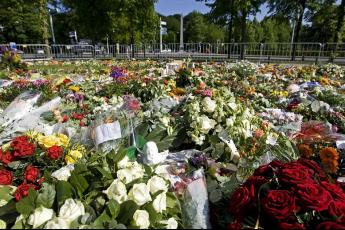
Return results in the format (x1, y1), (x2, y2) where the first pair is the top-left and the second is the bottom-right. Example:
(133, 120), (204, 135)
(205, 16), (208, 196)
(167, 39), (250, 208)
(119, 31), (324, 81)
(1, 42), (345, 64)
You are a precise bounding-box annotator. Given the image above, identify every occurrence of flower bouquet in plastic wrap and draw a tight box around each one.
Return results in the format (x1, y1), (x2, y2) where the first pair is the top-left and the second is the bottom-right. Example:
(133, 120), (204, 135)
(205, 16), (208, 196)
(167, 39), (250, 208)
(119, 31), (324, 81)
(90, 95), (142, 153)
(163, 150), (211, 229)
(227, 158), (345, 229)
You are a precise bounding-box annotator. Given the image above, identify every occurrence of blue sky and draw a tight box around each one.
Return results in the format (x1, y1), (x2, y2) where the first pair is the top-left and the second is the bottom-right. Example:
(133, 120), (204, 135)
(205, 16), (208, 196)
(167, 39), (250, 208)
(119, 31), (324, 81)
(155, 0), (269, 20)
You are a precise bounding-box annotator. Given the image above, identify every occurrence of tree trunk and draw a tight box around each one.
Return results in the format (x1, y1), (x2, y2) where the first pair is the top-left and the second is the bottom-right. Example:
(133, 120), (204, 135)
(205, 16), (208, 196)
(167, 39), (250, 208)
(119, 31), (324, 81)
(240, 9), (247, 60)
(228, 0), (234, 59)
(334, 0), (345, 43)
(291, 0), (306, 61)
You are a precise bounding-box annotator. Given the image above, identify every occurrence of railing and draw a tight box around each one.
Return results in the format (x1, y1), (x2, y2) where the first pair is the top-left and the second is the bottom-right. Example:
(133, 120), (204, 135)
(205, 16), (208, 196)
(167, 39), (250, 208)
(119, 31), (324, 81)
(1, 43), (345, 64)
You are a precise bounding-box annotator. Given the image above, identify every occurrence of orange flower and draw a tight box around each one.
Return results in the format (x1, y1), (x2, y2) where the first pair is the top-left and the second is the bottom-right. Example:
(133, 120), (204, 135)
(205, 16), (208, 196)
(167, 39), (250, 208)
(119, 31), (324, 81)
(298, 144), (313, 159)
(320, 77), (330, 86)
(320, 147), (339, 162)
(322, 159), (339, 174)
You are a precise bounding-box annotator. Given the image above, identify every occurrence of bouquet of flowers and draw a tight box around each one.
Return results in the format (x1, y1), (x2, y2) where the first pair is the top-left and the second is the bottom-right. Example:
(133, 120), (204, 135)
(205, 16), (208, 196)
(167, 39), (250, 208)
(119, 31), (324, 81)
(227, 158), (345, 229)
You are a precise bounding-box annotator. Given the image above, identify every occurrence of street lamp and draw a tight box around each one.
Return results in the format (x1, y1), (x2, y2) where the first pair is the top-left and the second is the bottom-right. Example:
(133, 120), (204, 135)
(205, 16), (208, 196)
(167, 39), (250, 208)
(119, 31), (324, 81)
(48, 9), (57, 44)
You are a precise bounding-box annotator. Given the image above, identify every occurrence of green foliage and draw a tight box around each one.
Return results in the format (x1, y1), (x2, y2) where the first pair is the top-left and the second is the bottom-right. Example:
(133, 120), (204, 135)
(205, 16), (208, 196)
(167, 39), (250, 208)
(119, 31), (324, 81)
(0, 0), (49, 43)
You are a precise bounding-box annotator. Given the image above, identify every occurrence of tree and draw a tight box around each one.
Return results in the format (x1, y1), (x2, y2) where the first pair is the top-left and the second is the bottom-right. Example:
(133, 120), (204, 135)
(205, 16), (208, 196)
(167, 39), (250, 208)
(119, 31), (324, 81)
(334, 0), (345, 43)
(267, 0), (332, 60)
(0, 0), (50, 43)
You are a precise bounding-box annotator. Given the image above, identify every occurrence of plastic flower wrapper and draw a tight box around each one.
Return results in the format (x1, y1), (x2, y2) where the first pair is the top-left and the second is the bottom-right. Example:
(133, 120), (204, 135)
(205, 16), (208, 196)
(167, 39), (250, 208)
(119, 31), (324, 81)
(164, 151), (211, 229)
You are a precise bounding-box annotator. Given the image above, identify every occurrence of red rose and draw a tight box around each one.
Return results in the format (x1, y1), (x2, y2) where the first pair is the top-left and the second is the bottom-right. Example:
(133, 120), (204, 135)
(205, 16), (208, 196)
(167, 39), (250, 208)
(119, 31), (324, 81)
(321, 181), (345, 202)
(278, 162), (315, 186)
(0, 169), (13, 185)
(0, 151), (14, 165)
(11, 136), (36, 158)
(24, 165), (40, 183)
(328, 201), (345, 223)
(79, 120), (85, 127)
(228, 187), (250, 218)
(47, 145), (63, 160)
(62, 115), (69, 123)
(297, 158), (326, 180)
(72, 113), (84, 120)
(227, 222), (242, 230)
(316, 222), (345, 230)
(244, 176), (268, 201)
(295, 183), (333, 212)
(254, 164), (272, 177)
(261, 190), (296, 220)
(279, 222), (306, 229)
(14, 183), (38, 201)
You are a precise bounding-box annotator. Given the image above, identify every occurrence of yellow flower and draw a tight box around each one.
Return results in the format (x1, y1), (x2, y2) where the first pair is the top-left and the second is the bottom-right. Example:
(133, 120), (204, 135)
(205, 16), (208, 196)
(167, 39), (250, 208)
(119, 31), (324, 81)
(320, 77), (330, 86)
(1, 143), (11, 152)
(57, 133), (69, 147)
(65, 155), (76, 165)
(68, 150), (83, 160)
(69, 86), (81, 92)
(37, 135), (60, 149)
(25, 130), (41, 141)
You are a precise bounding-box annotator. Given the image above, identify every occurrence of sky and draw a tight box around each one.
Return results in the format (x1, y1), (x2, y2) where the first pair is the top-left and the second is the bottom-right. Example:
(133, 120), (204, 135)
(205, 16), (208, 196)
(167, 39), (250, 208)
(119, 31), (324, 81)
(155, 0), (269, 21)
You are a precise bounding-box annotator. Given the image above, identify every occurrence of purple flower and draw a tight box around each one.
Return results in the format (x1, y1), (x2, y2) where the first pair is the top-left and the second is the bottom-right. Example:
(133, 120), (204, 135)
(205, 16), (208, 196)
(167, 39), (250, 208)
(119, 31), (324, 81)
(110, 66), (124, 79)
(201, 89), (213, 97)
(32, 79), (49, 87)
(190, 153), (207, 168)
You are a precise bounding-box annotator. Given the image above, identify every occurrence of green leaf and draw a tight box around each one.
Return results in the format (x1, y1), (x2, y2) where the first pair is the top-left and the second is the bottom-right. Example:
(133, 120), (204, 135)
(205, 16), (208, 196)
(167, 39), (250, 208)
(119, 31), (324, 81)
(136, 135), (148, 150)
(107, 148), (127, 164)
(146, 203), (162, 224)
(36, 183), (56, 209)
(0, 200), (17, 217)
(117, 201), (138, 224)
(69, 174), (89, 198)
(126, 146), (137, 160)
(56, 181), (74, 207)
(0, 186), (13, 202)
(95, 167), (113, 180)
(16, 189), (37, 215)
(92, 210), (111, 229)
(107, 199), (120, 219)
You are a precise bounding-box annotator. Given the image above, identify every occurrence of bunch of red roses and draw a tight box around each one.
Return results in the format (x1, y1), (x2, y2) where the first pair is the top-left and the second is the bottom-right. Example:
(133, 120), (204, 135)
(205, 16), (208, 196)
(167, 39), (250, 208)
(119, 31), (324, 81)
(228, 158), (345, 229)
(0, 136), (65, 201)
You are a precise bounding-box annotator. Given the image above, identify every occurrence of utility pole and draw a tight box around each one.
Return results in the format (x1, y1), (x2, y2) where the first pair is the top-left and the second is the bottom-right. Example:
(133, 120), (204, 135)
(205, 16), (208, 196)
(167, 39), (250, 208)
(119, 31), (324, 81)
(49, 13), (56, 44)
(160, 17), (163, 53)
(180, 13), (184, 51)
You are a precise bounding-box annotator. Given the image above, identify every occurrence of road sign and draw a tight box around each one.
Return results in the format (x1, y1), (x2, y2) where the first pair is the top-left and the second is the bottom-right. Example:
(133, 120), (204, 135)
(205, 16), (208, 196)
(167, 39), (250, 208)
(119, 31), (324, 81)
(161, 27), (168, 35)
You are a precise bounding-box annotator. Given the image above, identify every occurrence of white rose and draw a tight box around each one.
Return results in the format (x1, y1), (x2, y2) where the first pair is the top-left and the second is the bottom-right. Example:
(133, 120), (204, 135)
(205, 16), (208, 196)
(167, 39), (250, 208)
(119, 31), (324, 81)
(153, 192), (166, 213)
(0, 219), (6, 229)
(117, 156), (132, 169)
(103, 179), (127, 204)
(59, 199), (85, 221)
(128, 183), (152, 206)
(147, 176), (168, 194)
(287, 84), (300, 94)
(130, 162), (145, 180)
(160, 217), (178, 229)
(266, 133), (278, 146)
(51, 165), (75, 181)
(117, 168), (134, 184)
(198, 116), (217, 133)
(154, 165), (170, 180)
(28, 207), (54, 228)
(132, 210), (150, 229)
(45, 217), (71, 229)
(228, 102), (238, 110)
(202, 97), (216, 113)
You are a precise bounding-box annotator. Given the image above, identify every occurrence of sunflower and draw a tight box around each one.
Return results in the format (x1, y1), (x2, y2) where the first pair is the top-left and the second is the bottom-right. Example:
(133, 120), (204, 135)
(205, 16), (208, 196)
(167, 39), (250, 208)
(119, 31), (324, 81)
(298, 144), (313, 159)
(322, 159), (339, 174)
(320, 147), (339, 162)
(320, 77), (330, 86)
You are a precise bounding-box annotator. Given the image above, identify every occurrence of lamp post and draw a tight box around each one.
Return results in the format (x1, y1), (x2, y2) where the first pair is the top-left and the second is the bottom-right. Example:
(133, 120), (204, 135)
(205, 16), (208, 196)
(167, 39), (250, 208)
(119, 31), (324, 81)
(49, 9), (56, 44)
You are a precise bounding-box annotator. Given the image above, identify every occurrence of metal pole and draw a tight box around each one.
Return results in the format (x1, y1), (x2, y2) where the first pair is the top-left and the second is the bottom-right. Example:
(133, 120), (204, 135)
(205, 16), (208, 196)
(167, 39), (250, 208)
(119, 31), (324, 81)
(160, 17), (163, 53)
(180, 13), (184, 51)
(290, 12), (297, 58)
(49, 14), (56, 44)
(106, 35), (109, 54)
